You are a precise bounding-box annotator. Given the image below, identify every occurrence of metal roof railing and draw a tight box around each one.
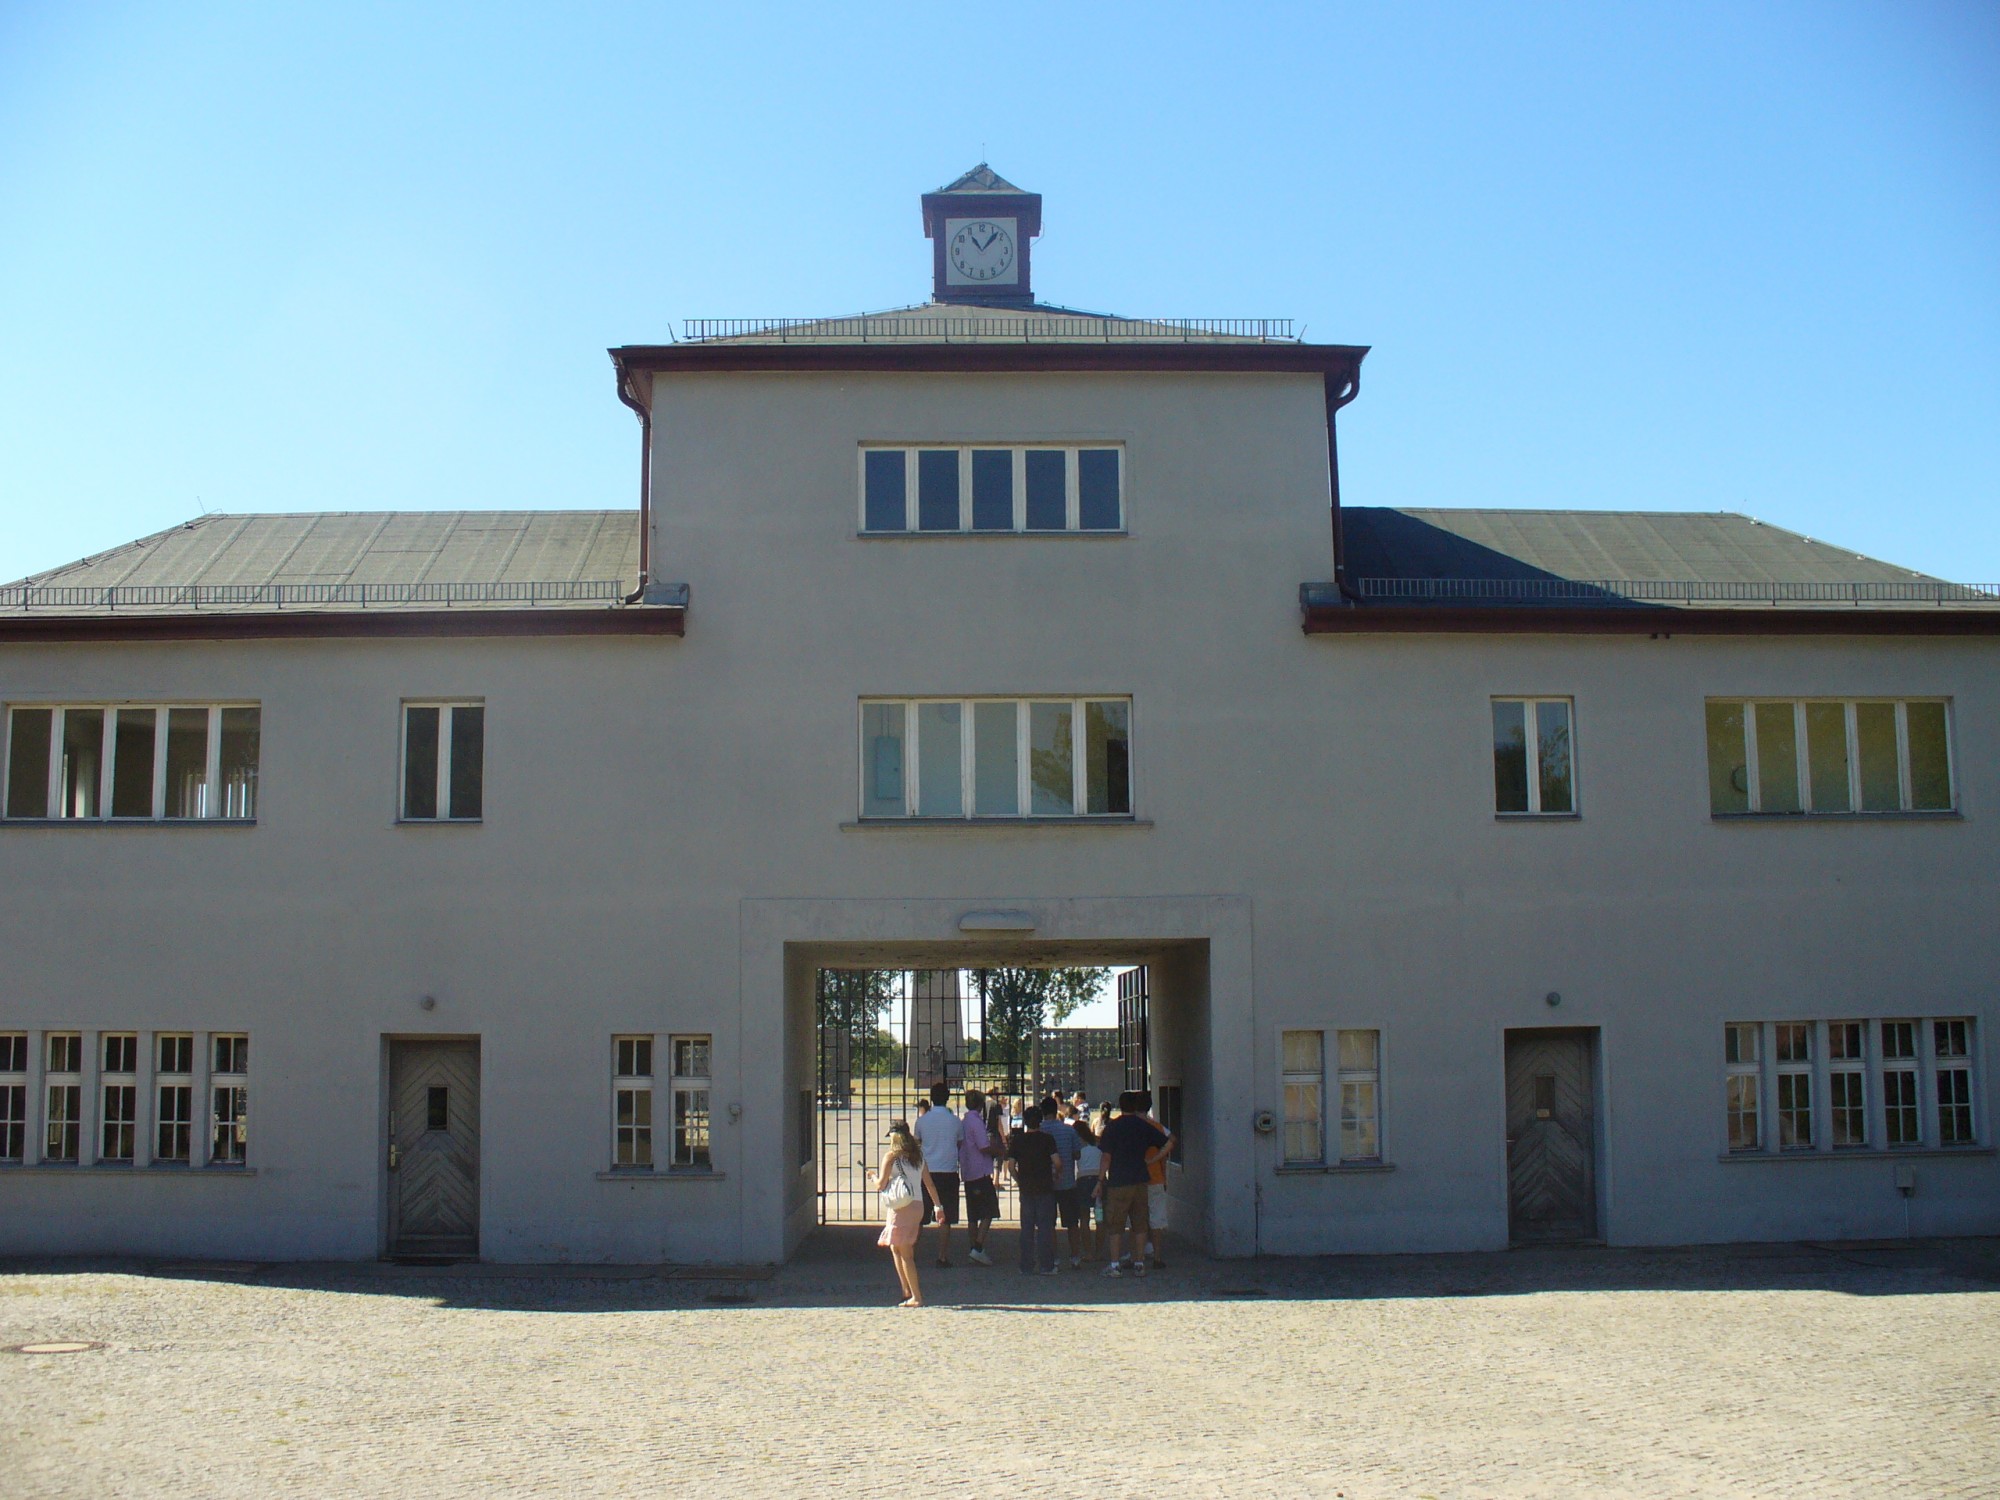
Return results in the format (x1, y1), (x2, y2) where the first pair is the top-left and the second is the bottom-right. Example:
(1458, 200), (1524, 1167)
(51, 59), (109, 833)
(0, 580), (631, 610)
(682, 316), (1296, 343)
(1347, 578), (2000, 606)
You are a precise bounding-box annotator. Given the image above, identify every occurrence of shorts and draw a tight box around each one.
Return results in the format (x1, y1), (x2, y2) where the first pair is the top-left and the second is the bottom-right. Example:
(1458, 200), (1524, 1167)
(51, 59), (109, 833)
(1103, 1182), (1150, 1237)
(1148, 1182), (1167, 1229)
(923, 1171), (960, 1226)
(963, 1174), (1000, 1223)
(1055, 1184), (1087, 1230)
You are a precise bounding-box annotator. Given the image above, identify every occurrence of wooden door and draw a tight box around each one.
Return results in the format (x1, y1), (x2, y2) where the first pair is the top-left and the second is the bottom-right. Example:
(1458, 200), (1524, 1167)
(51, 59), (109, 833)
(1504, 1029), (1597, 1244)
(387, 1040), (480, 1258)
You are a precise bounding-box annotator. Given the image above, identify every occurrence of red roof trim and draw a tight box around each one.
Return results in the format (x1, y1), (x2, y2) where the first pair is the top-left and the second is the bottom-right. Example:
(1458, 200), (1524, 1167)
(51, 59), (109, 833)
(613, 343), (1366, 377)
(1302, 604), (2000, 636)
(0, 608), (685, 644)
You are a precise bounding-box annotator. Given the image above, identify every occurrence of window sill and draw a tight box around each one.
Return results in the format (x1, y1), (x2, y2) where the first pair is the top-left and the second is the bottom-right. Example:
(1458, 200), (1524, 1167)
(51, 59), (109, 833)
(842, 817), (1151, 832)
(1495, 812), (1581, 822)
(1718, 1146), (1993, 1163)
(395, 818), (484, 827)
(857, 530), (1128, 541)
(0, 1162), (258, 1176)
(1275, 1161), (1395, 1175)
(0, 818), (255, 829)
(1709, 811), (1962, 823)
(594, 1168), (726, 1182)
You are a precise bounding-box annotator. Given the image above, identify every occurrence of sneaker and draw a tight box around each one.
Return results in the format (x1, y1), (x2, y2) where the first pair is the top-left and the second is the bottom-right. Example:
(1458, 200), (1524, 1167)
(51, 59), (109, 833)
(968, 1248), (992, 1266)
(1102, 1262), (1123, 1277)
(1135, 1261), (1149, 1277)
(1070, 1256), (1081, 1269)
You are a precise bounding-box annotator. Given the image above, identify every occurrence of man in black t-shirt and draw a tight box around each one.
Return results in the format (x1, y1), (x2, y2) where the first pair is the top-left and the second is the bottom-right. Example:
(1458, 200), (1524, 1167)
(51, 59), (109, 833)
(1098, 1090), (1172, 1276)
(1009, 1106), (1061, 1275)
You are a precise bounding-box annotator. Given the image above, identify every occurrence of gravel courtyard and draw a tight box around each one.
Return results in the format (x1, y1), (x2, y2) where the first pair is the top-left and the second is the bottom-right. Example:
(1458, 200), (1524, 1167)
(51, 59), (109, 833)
(4, 1233), (1997, 1500)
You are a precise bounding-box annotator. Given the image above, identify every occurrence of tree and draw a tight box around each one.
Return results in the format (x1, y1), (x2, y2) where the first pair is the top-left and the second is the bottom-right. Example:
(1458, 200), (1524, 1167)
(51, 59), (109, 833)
(978, 967), (1108, 1091)
(816, 969), (896, 1037)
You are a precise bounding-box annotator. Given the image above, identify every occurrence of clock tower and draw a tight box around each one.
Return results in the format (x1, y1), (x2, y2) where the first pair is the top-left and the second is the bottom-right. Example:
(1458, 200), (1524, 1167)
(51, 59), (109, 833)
(922, 164), (1042, 305)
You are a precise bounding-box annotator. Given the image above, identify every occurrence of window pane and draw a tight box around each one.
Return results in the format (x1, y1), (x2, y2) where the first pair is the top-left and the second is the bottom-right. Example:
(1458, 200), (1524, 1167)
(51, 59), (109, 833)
(1905, 702), (1951, 811)
(972, 701), (1018, 815)
(1282, 1029), (1322, 1073)
(1726, 1075), (1760, 1151)
(1024, 450), (1066, 530)
(1754, 703), (1800, 814)
(1536, 700), (1573, 813)
(60, 708), (103, 818)
(1705, 702), (1748, 814)
(165, 708), (210, 818)
(971, 449), (1012, 531)
(1077, 449), (1120, 530)
(1492, 701), (1529, 812)
(916, 701), (963, 817)
(219, 707), (259, 818)
(1028, 701), (1074, 815)
(403, 706), (439, 819)
(5, 708), (51, 819)
(1336, 1029), (1378, 1072)
(1340, 1081), (1379, 1160)
(449, 706), (483, 819)
(111, 708), (157, 817)
(861, 703), (905, 817)
(916, 449), (959, 531)
(863, 450), (906, 531)
(1724, 1023), (1759, 1065)
(1084, 700), (1131, 815)
(1282, 1083), (1321, 1163)
(1804, 702), (1850, 813)
(1855, 702), (1900, 811)
(675, 1088), (711, 1167)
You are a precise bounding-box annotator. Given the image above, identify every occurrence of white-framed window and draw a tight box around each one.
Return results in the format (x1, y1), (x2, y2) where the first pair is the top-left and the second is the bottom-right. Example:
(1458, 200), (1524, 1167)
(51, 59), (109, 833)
(1336, 1030), (1382, 1162)
(858, 697), (1133, 820)
(612, 1035), (654, 1169)
(1491, 698), (1576, 815)
(1724, 1023), (1761, 1151)
(156, 1033), (195, 1164)
(0, 1032), (26, 1163)
(1705, 699), (1953, 816)
(860, 444), (1124, 535)
(3, 704), (260, 821)
(1280, 1029), (1324, 1166)
(401, 701), (484, 821)
(100, 1032), (138, 1164)
(210, 1034), (248, 1165)
(1828, 1021), (1867, 1149)
(1881, 1020), (1921, 1147)
(1774, 1023), (1813, 1149)
(44, 1032), (81, 1163)
(670, 1035), (711, 1170)
(1935, 1019), (1975, 1145)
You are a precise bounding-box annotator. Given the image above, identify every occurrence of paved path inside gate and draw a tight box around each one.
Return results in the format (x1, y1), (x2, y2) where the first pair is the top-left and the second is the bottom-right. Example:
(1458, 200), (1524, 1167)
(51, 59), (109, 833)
(4, 1232), (1998, 1499)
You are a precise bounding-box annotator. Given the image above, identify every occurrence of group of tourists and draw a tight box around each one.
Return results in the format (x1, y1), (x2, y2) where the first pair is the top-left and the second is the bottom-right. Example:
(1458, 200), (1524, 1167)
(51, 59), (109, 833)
(874, 1083), (1176, 1308)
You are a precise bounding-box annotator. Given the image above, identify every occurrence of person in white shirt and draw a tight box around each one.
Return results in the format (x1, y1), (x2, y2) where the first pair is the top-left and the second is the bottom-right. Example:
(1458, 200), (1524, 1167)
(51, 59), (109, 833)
(911, 1081), (962, 1267)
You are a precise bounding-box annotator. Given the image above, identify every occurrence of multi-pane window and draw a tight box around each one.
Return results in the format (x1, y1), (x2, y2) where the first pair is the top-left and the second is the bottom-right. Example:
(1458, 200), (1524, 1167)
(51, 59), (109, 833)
(1336, 1030), (1382, 1162)
(0, 1033), (26, 1162)
(1828, 1022), (1866, 1149)
(861, 445), (1124, 534)
(613, 1036), (653, 1169)
(860, 697), (1132, 820)
(1724, 1023), (1761, 1152)
(1936, 1019), (1975, 1145)
(156, 1033), (194, 1163)
(1492, 698), (1575, 815)
(210, 1034), (248, 1165)
(671, 1035), (712, 1170)
(1280, 1030), (1324, 1166)
(45, 1032), (81, 1162)
(1881, 1021), (1921, 1146)
(4, 704), (259, 820)
(1705, 699), (1953, 815)
(401, 702), (484, 821)
(100, 1033), (138, 1163)
(1774, 1023), (1813, 1149)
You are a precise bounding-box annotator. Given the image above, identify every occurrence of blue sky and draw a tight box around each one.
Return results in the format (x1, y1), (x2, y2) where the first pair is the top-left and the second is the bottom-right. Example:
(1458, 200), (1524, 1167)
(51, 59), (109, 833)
(2, 2), (1996, 584)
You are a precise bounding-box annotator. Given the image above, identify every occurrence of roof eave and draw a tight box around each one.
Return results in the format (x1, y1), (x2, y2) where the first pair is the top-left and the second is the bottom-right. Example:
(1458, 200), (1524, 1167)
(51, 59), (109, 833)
(1301, 602), (2000, 636)
(611, 342), (1368, 377)
(0, 607), (686, 644)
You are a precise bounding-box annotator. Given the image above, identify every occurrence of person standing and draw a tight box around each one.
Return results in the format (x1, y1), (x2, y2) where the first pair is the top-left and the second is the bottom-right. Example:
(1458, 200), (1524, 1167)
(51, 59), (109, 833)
(912, 1081), (961, 1268)
(1075, 1106), (1106, 1262)
(1009, 1105), (1061, 1275)
(1037, 1094), (1087, 1269)
(876, 1120), (944, 1308)
(958, 1088), (1000, 1265)
(1098, 1090), (1172, 1277)
(1143, 1093), (1173, 1269)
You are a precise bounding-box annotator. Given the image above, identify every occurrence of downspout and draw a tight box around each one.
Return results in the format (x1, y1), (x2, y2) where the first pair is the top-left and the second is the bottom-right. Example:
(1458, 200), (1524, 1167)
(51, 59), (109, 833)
(1324, 364), (1362, 600)
(614, 357), (652, 604)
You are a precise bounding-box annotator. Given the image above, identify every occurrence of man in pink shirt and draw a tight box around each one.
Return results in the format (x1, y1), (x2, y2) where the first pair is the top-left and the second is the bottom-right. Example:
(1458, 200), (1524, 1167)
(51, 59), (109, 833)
(958, 1088), (1000, 1266)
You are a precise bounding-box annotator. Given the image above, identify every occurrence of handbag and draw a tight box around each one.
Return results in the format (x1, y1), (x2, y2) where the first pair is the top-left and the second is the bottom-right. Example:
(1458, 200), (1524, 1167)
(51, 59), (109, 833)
(881, 1161), (918, 1213)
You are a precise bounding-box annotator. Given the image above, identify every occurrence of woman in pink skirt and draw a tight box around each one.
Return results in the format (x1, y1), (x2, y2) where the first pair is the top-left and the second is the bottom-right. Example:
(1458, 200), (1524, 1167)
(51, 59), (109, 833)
(877, 1120), (941, 1307)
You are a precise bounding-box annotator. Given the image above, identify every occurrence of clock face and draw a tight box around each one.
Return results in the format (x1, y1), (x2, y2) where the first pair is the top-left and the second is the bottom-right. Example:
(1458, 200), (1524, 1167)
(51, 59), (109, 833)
(945, 217), (1018, 285)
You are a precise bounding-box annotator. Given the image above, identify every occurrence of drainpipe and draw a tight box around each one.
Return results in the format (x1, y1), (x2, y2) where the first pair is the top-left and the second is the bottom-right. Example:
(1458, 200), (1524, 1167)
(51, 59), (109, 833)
(615, 358), (652, 604)
(1324, 365), (1362, 600)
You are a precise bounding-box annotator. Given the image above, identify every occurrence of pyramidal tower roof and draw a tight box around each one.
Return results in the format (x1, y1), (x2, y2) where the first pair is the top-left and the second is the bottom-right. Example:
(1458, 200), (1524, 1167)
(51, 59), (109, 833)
(934, 162), (1026, 194)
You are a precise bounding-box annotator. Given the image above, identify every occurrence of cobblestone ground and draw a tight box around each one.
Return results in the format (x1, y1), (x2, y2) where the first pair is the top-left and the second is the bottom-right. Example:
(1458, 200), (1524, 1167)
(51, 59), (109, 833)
(3, 1234), (1997, 1499)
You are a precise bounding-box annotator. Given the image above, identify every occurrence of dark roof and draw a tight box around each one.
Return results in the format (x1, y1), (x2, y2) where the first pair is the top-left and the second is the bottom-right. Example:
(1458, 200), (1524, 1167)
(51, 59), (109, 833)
(675, 301), (1299, 346)
(3, 511), (639, 615)
(935, 163), (1026, 194)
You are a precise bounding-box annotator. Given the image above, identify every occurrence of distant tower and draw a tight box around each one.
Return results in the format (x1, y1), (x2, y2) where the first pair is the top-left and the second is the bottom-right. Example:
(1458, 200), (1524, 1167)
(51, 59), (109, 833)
(922, 164), (1042, 305)
(907, 970), (967, 1085)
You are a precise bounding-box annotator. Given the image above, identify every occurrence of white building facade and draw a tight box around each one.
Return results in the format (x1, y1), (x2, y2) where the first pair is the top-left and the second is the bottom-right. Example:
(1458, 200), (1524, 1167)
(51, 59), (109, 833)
(2, 168), (1995, 1263)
